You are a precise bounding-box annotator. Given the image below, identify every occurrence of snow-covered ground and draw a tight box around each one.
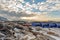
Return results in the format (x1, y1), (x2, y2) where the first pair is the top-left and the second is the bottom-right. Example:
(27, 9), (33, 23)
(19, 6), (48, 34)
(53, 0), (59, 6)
(32, 27), (60, 40)
(0, 25), (60, 40)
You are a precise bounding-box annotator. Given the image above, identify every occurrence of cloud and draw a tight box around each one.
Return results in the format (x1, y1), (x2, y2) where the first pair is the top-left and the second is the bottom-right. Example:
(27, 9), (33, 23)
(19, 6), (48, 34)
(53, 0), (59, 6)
(46, 0), (60, 3)
(1, 0), (60, 12)
(0, 0), (60, 21)
(19, 12), (49, 21)
(52, 3), (60, 10)
(20, 14), (60, 21)
(0, 9), (37, 21)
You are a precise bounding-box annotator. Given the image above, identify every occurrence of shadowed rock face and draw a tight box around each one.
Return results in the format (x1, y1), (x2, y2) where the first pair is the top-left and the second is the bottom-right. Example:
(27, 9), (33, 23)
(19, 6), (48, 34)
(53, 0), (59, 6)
(0, 24), (4, 30)
(0, 16), (8, 21)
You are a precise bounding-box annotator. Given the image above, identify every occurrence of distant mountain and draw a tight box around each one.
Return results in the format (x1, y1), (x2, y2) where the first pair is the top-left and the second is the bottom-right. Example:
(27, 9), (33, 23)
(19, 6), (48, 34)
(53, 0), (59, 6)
(0, 16), (8, 21)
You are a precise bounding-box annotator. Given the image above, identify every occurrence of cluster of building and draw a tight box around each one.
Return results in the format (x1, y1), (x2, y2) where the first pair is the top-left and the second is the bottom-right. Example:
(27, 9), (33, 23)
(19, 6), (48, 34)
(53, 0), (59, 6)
(0, 21), (60, 30)
(32, 22), (60, 28)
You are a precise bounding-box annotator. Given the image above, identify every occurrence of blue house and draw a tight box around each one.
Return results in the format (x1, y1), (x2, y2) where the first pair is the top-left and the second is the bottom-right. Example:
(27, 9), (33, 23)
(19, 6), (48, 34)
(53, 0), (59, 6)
(32, 22), (42, 27)
(41, 22), (49, 28)
(56, 23), (60, 28)
(31, 22), (60, 28)
(49, 23), (57, 28)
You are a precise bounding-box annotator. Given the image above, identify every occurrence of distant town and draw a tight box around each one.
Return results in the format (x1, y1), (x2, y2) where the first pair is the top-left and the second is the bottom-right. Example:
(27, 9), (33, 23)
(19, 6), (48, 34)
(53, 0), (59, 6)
(0, 21), (60, 29)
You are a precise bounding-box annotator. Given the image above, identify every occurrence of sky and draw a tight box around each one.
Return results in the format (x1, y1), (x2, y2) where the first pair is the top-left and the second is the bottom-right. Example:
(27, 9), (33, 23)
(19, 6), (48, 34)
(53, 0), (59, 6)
(0, 0), (60, 21)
